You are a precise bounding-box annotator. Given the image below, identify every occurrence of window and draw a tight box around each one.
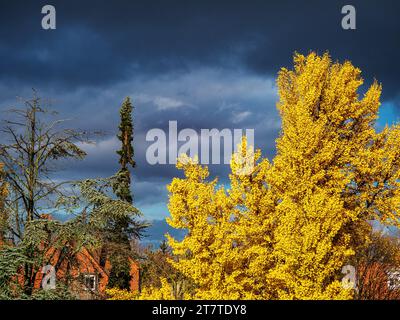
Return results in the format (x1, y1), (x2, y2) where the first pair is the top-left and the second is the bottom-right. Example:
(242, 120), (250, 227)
(83, 274), (97, 291)
(387, 271), (400, 291)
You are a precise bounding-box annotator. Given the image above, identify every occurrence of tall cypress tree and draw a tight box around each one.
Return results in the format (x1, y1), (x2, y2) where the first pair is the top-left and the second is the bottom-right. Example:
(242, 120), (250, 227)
(114, 97), (135, 203)
(108, 97), (137, 289)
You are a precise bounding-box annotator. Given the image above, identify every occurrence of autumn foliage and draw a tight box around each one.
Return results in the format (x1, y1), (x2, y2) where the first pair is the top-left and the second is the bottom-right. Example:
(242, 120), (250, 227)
(162, 52), (400, 300)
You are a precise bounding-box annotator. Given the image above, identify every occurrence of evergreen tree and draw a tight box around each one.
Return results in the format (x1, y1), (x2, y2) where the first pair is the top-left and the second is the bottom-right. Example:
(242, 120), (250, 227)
(114, 97), (135, 203)
(159, 239), (170, 255)
(108, 97), (141, 289)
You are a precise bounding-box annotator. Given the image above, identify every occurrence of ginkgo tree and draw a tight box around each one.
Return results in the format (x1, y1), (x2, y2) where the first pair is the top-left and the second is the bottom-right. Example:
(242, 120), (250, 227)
(165, 52), (400, 300)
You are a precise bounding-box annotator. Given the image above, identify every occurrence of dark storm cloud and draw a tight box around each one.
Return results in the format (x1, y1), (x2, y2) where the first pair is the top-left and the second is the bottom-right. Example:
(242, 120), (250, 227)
(0, 0), (261, 88)
(1, 1), (399, 97)
(47, 67), (279, 184)
(243, 0), (400, 103)
(1, 0), (290, 87)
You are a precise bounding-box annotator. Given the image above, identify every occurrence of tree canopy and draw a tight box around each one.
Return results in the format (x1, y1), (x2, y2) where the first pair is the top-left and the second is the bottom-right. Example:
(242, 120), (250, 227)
(165, 52), (400, 300)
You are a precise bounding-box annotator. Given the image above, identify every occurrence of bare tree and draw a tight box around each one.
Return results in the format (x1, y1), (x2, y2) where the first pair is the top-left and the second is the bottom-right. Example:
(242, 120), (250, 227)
(353, 231), (400, 300)
(0, 92), (91, 295)
(0, 93), (90, 241)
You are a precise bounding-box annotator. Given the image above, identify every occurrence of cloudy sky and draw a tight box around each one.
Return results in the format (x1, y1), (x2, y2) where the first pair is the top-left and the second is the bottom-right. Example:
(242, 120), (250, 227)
(0, 0), (399, 242)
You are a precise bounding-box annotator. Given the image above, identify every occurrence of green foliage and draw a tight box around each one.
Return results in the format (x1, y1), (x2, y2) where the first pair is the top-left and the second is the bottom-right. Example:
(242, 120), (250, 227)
(159, 239), (170, 254)
(114, 97), (135, 204)
(58, 177), (145, 238)
(107, 97), (144, 290)
(0, 174), (145, 300)
(0, 245), (29, 299)
(0, 243), (77, 300)
(0, 94), (146, 299)
(29, 284), (77, 300)
(108, 254), (132, 289)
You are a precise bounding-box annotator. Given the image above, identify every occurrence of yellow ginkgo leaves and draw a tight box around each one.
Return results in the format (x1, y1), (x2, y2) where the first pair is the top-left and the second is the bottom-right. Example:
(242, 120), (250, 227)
(165, 52), (400, 300)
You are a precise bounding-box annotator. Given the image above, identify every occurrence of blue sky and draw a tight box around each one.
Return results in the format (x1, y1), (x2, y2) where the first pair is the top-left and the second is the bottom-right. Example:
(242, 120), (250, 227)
(379, 102), (399, 128)
(0, 0), (399, 243)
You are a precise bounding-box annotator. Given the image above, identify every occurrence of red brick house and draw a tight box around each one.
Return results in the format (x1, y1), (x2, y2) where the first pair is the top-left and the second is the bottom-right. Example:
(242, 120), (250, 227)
(32, 244), (140, 299)
(357, 262), (400, 299)
(0, 238), (140, 299)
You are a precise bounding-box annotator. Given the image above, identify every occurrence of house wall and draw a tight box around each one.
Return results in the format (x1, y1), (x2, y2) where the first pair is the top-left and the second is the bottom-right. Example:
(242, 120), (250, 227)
(129, 258), (140, 292)
(33, 246), (140, 299)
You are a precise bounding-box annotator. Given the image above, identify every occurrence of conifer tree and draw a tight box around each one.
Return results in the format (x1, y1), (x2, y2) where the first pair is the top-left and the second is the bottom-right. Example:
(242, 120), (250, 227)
(108, 97), (140, 289)
(114, 97), (135, 203)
